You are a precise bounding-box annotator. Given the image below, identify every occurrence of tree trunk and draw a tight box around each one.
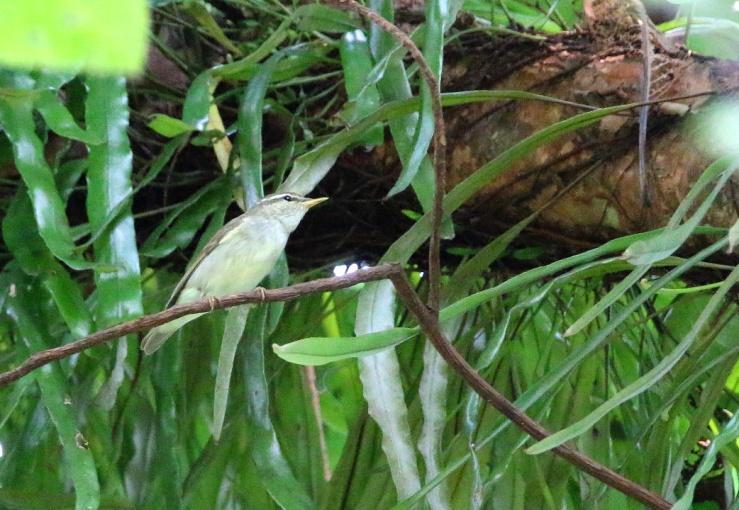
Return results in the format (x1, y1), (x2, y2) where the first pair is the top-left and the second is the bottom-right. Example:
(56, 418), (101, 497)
(299, 2), (739, 265)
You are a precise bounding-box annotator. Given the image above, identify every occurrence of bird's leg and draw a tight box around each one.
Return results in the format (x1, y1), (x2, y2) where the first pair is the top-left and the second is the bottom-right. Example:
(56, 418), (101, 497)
(254, 286), (268, 302)
(208, 296), (221, 311)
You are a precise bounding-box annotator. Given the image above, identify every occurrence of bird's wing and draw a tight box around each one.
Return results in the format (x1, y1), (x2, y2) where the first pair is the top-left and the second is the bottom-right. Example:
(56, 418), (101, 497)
(165, 213), (246, 307)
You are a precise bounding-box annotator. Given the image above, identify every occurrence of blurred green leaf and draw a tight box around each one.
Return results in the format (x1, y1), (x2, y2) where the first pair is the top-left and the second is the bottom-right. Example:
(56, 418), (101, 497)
(183, 1), (242, 56)
(665, 17), (739, 59)
(0, 0), (149, 73)
(295, 4), (361, 33)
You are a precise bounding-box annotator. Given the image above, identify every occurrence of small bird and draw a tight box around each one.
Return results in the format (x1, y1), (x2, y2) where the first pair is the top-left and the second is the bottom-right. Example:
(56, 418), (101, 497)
(141, 192), (327, 355)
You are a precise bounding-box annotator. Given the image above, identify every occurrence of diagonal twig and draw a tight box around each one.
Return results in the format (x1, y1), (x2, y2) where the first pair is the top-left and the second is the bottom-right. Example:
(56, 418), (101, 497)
(327, 0), (447, 314)
(388, 270), (672, 510)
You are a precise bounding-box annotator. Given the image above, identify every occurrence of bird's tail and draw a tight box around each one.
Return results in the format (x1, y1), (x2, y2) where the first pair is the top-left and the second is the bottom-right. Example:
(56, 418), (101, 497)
(140, 313), (204, 355)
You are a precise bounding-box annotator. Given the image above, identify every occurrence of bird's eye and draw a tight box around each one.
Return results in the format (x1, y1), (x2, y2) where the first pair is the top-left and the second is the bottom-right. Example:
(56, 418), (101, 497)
(283, 195), (293, 202)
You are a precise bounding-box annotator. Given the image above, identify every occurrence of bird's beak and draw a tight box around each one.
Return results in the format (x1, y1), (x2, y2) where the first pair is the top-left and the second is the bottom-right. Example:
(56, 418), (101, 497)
(304, 197), (328, 208)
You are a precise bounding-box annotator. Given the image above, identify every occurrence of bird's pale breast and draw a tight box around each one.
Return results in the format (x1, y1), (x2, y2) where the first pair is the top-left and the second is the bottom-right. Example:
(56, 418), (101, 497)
(179, 216), (288, 302)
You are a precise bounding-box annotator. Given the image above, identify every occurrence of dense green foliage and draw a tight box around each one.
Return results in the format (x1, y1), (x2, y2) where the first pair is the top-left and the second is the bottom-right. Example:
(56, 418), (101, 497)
(0, 1), (737, 509)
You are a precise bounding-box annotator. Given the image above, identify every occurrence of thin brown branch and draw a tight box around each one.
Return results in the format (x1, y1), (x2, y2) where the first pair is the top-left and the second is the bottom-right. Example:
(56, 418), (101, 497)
(327, 0), (447, 314)
(303, 365), (332, 481)
(388, 271), (672, 510)
(0, 264), (402, 387)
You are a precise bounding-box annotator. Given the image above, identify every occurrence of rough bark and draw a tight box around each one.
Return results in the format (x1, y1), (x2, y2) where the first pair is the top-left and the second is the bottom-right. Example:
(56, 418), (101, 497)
(304, 2), (739, 265)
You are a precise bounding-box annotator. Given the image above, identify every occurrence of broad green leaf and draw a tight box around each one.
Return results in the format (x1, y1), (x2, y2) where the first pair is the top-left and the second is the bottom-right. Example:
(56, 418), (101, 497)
(213, 305), (250, 441)
(147, 113), (195, 137)
(412, 4), (461, 507)
(273, 327), (418, 365)
(418, 327), (453, 510)
(182, 71), (213, 130)
(0, 0), (149, 73)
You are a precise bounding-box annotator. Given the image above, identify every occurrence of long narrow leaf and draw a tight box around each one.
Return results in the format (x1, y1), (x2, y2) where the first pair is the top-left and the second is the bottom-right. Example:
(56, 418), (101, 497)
(528, 260), (739, 454)
(213, 306), (250, 441)
(274, 327), (417, 365)
(356, 278), (422, 499)
(0, 82), (93, 270)
(243, 306), (316, 509)
(238, 52), (285, 206)
(4, 274), (100, 510)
